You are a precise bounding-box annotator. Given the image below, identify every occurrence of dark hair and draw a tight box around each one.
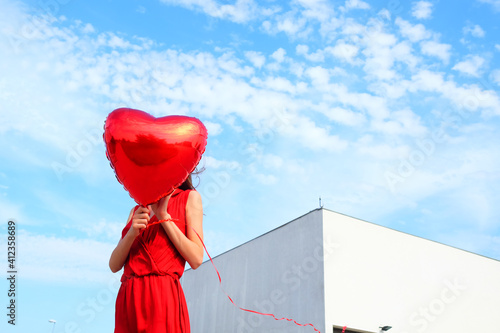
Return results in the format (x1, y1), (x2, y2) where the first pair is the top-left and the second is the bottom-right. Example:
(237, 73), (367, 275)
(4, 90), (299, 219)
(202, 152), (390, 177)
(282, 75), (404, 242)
(178, 167), (204, 190)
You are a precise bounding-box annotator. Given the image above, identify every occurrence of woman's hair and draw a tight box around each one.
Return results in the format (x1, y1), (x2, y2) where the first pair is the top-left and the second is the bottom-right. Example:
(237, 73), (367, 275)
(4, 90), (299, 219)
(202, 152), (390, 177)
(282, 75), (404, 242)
(178, 167), (204, 190)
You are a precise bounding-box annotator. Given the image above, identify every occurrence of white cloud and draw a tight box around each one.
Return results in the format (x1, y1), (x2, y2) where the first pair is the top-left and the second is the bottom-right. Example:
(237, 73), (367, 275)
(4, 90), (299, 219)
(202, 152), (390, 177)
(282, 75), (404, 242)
(356, 138), (410, 160)
(413, 150), (500, 229)
(296, 44), (309, 56)
(244, 50), (266, 68)
(371, 108), (427, 137)
(393, 41), (420, 69)
(327, 83), (391, 120)
(306, 65), (331, 87)
(204, 121), (223, 135)
(410, 70), (500, 115)
(362, 29), (400, 80)
(17, 230), (117, 284)
(340, 17), (365, 36)
(203, 156), (241, 171)
(322, 106), (366, 127)
(383, 145), (500, 231)
(395, 17), (432, 43)
(496, 44), (500, 52)
(327, 40), (359, 63)
(107, 33), (134, 49)
(368, 81), (410, 99)
(2, 3), (350, 157)
(411, 1), (433, 19)
(0, 198), (33, 226)
(82, 23), (95, 33)
(490, 69), (500, 86)
(260, 153), (283, 169)
(250, 76), (306, 94)
(271, 47), (287, 63)
(217, 52), (255, 77)
(260, 0), (337, 39)
(75, 218), (125, 242)
(452, 55), (486, 77)
(0, 22), (106, 174)
(277, 15), (307, 36)
(159, 0), (261, 23)
(378, 8), (391, 21)
(297, 41), (359, 64)
(262, 11), (310, 38)
(2, 0), (500, 267)
(248, 154), (281, 184)
(136, 5), (147, 14)
(463, 23), (485, 38)
(2, 0), (494, 163)
(32, 189), (129, 242)
(282, 115), (348, 151)
(477, 0), (500, 11)
(295, 0), (335, 22)
(254, 173), (278, 185)
(296, 44), (325, 62)
(420, 40), (452, 63)
(343, 0), (370, 10)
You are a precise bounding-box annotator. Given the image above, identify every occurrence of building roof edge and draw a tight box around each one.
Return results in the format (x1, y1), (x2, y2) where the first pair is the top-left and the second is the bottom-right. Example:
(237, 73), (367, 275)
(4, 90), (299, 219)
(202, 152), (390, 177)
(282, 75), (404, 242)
(322, 207), (500, 264)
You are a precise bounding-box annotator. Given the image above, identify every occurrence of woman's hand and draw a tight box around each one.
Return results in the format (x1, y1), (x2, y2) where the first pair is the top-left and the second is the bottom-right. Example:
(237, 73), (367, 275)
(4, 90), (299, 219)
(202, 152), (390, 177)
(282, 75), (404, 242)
(126, 206), (150, 238)
(150, 192), (173, 221)
(109, 206), (146, 273)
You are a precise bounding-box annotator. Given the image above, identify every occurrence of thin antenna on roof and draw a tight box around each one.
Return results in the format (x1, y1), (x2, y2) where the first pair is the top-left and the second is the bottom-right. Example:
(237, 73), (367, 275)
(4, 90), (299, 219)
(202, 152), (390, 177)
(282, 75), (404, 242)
(319, 196), (323, 208)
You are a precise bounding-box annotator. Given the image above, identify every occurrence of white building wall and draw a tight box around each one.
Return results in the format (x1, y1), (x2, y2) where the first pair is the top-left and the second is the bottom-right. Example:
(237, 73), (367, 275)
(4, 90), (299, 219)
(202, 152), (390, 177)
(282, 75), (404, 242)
(181, 209), (326, 333)
(323, 209), (500, 333)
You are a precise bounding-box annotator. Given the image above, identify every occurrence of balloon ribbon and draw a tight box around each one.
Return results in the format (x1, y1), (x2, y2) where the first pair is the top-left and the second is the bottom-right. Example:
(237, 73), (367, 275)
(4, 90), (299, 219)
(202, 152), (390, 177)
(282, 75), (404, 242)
(151, 219), (323, 332)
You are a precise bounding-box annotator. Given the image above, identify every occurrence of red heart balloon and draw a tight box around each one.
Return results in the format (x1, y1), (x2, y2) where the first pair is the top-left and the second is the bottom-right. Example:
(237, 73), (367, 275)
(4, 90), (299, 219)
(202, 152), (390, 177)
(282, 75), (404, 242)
(104, 108), (208, 206)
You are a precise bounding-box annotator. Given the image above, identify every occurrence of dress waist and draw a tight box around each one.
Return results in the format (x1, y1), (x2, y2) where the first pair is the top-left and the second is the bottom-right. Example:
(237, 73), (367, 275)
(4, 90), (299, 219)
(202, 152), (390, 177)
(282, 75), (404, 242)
(120, 271), (180, 283)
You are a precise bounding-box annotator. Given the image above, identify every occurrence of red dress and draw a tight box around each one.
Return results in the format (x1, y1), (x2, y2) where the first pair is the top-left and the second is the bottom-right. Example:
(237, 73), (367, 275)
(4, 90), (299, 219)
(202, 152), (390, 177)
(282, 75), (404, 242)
(114, 189), (192, 333)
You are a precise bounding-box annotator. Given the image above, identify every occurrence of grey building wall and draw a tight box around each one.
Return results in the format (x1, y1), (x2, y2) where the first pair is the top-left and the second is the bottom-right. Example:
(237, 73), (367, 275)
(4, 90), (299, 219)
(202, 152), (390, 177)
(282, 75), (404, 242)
(181, 209), (326, 333)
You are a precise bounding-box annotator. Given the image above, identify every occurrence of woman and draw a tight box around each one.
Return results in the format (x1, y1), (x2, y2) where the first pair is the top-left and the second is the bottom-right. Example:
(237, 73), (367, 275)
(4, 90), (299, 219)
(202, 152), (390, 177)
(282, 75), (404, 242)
(109, 174), (204, 333)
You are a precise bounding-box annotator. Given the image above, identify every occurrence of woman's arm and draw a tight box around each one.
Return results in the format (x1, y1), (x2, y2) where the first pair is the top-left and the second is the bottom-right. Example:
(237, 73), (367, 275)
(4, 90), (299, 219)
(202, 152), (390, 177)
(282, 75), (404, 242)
(154, 191), (204, 270)
(109, 206), (150, 273)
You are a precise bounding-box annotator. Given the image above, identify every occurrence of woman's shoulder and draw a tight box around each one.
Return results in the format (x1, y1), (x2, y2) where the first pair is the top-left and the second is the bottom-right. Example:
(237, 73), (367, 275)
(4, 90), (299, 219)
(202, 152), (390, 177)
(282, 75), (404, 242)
(189, 189), (201, 198)
(186, 189), (202, 206)
(177, 188), (200, 200)
(172, 189), (202, 210)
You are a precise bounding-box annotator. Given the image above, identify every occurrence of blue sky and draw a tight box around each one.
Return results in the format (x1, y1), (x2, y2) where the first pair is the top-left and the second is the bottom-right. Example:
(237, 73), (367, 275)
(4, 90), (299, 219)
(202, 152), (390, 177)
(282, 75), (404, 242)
(0, 0), (499, 332)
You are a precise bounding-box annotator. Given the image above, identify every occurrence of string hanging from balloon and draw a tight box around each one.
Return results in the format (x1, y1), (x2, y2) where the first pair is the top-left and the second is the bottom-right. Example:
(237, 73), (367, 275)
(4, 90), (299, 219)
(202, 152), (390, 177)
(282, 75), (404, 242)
(150, 219), (324, 332)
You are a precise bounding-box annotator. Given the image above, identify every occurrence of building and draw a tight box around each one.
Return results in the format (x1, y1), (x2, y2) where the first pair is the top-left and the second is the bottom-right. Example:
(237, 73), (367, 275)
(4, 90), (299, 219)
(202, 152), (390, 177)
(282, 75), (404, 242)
(180, 208), (500, 333)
